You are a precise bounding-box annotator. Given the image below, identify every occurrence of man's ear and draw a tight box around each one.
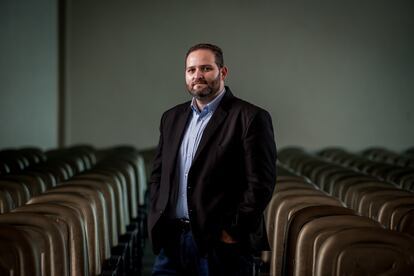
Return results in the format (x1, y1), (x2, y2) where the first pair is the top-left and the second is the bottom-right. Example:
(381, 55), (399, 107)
(220, 66), (228, 80)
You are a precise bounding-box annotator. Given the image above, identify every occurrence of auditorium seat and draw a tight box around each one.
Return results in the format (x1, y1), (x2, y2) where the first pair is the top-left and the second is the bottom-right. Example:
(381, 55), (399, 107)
(0, 190), (13, 214)
(402, 175), (414, 191)
(19, 147), (46, 164)
(266, 188), (343, 276)
(97, 160), (138, 220)
(1, 174), (47, 197)
(294, 215), (381, 276)
(74, 173), (127, 236)
(0, 212), (69, 276)
(12, 202), (89, 276)
(64, 179), (119, 246)
(377, 196), (414, 229)
(0, 149), (28, 172)
(314, 227), (414, 275)
(342, 180), (395, 207)
(325, 174), (374, 196)
(398, 208), (414, 234)
(0, 179), (30, 208)
(0, 145), (147, 275)
(282, 205), (356, 276)
(27, 192), (101, 275)
(46, 185), (111, 263)
(362, 147), (414, 168)
(274, 178), (318, 193)
(330, 176), (375, 199)
(0, 225), (42, 276)
(0, 161), (10, 174)
(356, 189), (410, 217)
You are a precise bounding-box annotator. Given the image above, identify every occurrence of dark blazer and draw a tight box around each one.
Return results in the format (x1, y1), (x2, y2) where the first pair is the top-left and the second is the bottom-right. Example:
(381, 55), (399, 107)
(148, 87), (277, 255)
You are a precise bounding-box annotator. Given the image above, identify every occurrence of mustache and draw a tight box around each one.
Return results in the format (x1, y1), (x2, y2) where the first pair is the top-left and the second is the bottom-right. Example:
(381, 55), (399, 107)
(192, 80), (207, 85)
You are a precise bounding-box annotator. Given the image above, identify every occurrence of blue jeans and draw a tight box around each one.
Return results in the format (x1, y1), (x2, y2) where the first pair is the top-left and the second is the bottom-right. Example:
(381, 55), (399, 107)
(152, 231), (254, 276)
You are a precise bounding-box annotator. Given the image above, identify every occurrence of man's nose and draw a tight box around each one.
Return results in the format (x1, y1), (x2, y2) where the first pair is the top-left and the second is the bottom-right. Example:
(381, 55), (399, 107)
(194, 69), (204, 79)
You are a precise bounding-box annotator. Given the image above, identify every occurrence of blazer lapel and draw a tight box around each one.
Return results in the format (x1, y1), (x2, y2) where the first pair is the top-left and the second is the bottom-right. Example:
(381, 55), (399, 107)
(166, 104), (192, 176)
(192, 89), (233, 163)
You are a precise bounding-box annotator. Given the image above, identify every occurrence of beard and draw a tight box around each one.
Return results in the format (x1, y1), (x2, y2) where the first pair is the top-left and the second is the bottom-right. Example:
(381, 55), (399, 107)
(186, 74), (221, 100)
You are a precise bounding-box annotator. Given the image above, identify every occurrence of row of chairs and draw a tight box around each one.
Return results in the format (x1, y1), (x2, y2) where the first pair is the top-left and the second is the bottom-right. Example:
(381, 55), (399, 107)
(260, 147), (414, 276)
(362, 147), (414, 168)
(318, 147), (414, 192)
(0, 145), (148, 276)
(262, 172), (414, 276)
(279, 148), (414, 235)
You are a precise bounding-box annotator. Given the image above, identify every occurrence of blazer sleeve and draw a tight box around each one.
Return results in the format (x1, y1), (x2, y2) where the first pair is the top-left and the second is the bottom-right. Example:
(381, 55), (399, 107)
(149, 113), (165, 203)
(225, 109), (277, 239)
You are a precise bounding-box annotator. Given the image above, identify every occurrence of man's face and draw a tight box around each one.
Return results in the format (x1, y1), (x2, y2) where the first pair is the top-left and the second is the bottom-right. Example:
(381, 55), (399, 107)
(185, 49), (227, 100)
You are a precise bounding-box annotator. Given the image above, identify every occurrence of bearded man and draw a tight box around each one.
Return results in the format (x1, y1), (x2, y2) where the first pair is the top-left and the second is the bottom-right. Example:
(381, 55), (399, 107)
(148, 43), (277, 276)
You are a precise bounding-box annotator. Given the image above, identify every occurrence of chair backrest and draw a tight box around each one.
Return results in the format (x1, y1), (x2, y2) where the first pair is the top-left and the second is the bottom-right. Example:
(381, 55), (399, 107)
(315, 227), (414, 276)
(265, 189), (324, 247)
(398, 208), (414, 236)
(330, 176), (373, 198)
(0, 225), (41, 276)
(276, 175), (307, 182)
(341, 180), (391, 204)
(401, 175), (414, 191)
(283, 205), (355, 276)
(312, 167), (347, 190)
(96, 163), (138, 219)
(269, 192), (342, 276)
(0, 180), (30, 207)
(63, 179), (118, 246)
(389, 204), (414, 233)
(13, 203), (89, 276)
(2, 175), (47, 197)
(91, 168), (131, 226)
(274, 181), (318, 193)
(27, 192), (101, 275)
(324, 172), (371, 195)
(0, 189), (14, 213)
(48, 184), (111, 262)
(0, 212), (69, 276)
(377, 196), (414, 228)
(75, 172), (127, 235)
(356, 189), (410, 217)
(294, 215), (380, 276)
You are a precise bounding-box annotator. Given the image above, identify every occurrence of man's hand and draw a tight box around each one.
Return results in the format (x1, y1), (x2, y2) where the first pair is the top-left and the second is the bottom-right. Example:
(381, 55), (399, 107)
(221, 230), (238, 244)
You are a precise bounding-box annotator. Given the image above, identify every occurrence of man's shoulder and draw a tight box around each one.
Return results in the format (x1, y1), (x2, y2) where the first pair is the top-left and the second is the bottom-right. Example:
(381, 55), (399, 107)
(162, 100), (191, 117)
(227, 94), (269, 117)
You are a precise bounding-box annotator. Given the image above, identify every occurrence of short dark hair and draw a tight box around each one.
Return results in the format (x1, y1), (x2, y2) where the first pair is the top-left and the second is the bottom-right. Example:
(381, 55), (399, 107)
(185, 43), (224, 68)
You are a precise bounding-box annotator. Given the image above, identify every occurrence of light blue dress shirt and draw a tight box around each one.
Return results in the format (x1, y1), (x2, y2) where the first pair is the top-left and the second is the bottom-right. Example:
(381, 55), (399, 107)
(175, 89), (226, 219)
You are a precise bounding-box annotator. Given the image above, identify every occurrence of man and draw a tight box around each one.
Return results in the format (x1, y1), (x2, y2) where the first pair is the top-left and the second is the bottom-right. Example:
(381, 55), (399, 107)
(148, 43), (277, 275)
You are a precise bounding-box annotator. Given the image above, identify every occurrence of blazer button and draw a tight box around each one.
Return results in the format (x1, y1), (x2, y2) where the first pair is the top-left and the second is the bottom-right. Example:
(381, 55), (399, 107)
(159, 210), (163, 214)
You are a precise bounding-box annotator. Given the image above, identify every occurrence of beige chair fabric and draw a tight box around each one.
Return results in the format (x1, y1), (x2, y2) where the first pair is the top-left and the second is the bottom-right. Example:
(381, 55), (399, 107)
(315, 227), (414, 276)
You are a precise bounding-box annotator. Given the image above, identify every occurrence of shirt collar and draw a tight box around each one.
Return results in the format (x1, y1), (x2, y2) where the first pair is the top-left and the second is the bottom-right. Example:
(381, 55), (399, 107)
(191, 87), (226, 116)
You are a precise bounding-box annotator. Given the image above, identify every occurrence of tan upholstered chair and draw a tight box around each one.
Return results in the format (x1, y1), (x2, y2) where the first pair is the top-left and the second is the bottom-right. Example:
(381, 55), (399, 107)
(267, 190), (342, 276)
(315, 227), (414, 275)
(0, 225), (42, 276)
(283, 205), (355, 276)
(13, 203), (89, 276)
(294, 215), (380, 276)
(0, 212), (69, 276)
(28, 192), (101, 275)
